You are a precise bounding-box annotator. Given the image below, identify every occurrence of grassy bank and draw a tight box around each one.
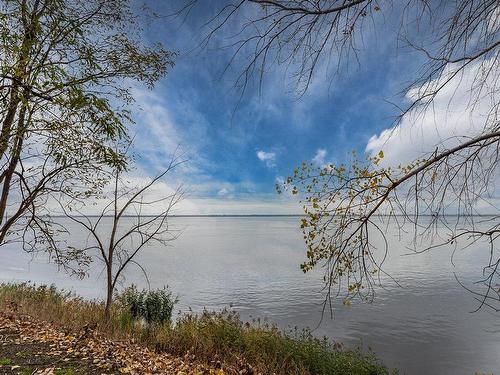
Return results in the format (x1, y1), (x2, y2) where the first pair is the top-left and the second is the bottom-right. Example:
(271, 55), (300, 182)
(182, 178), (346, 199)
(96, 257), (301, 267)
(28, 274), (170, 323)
(0, 283), (388, 375)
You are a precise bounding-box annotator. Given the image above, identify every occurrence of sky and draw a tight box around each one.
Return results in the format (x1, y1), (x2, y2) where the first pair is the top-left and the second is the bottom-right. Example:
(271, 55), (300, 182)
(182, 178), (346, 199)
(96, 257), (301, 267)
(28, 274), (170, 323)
(121, 1), (495, 215)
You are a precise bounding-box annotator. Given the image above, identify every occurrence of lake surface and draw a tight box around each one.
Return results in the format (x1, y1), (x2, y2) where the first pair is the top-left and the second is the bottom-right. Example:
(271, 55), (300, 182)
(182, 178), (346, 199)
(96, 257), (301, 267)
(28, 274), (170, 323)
(0, 216), (499, 374)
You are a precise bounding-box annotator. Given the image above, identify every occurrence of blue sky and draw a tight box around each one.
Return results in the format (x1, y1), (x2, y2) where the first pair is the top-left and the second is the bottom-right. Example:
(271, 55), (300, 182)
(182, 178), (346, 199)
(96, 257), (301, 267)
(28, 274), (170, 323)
(125, 1), (486, 215)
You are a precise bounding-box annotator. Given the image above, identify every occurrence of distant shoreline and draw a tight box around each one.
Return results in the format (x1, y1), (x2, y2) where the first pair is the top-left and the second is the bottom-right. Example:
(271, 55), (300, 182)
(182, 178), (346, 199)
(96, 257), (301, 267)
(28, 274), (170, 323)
(35, 213), (500, 218)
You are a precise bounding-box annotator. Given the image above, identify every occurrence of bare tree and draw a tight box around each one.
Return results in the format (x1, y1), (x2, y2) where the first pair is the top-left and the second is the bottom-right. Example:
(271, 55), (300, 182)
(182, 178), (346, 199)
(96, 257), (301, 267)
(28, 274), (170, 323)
(0, 0), (174, 265)
(198, 1), (498, 102)
(60, 155), (185, 321)
(192, 1), (500, 311)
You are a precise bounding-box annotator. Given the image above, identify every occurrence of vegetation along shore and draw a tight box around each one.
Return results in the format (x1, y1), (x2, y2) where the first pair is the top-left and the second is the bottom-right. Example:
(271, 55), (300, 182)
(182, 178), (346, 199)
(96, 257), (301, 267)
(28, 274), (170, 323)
(0, 283), (388, 375)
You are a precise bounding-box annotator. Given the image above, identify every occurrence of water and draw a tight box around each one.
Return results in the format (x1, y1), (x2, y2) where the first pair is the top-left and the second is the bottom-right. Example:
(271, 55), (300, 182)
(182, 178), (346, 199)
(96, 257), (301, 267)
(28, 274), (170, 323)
(0, 216), (499, 374)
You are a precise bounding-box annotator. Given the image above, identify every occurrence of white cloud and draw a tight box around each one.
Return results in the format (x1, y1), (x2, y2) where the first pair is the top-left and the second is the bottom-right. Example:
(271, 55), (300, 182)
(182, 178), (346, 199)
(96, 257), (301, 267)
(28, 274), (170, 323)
(275, 176), (285, 185)
(131, 87), (209, 175)
(312, 148), (327, 166)
(177, 196), (301, 215)
(366, 60), (498, 166)
(217, 187), (230, 197)
(256, 150), (276, 167)
(487, 6), (500, 33)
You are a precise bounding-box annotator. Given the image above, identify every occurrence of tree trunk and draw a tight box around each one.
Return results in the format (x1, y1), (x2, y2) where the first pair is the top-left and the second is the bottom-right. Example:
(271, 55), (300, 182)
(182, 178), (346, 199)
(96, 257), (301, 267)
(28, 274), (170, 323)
(0, 85), (20, 159)
(0, 0), (38, 160)
(104, 265), (113, 323)
(0, 105), (26, 230)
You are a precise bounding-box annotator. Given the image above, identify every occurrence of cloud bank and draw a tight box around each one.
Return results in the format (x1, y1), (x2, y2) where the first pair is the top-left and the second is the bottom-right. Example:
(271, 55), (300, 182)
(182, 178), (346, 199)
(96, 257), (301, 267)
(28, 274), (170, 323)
(366, 61), (497, 166)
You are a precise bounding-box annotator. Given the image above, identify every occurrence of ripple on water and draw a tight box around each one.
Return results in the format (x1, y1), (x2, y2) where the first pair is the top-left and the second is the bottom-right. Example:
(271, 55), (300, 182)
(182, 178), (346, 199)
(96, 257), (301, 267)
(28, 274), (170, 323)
(0, 216), (498, 375)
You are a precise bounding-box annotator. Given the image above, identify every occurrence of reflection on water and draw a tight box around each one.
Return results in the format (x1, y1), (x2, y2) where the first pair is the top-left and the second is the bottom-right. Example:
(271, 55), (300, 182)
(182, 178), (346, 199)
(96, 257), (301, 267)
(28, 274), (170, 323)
(0, 216), (499, 374)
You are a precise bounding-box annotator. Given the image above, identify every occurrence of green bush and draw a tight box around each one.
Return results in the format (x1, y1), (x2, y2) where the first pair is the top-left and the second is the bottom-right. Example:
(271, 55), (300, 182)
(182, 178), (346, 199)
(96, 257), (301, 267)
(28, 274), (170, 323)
(116, 285), (178, 325)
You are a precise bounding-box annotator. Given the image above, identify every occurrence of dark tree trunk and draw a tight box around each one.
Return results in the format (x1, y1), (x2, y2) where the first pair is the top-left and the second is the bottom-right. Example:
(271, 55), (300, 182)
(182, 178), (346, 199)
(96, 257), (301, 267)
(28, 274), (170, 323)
(0, 105), (26, 229)
(104, 265), (113, 322)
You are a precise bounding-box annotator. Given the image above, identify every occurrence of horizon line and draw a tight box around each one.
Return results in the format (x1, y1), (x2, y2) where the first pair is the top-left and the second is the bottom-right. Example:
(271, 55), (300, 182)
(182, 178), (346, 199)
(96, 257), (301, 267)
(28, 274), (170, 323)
(38, 213), (500, 218)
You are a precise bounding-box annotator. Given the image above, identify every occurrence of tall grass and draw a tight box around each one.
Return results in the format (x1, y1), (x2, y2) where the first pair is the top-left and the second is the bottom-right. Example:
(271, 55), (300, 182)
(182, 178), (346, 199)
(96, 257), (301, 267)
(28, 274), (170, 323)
(0, 283), (388, 375)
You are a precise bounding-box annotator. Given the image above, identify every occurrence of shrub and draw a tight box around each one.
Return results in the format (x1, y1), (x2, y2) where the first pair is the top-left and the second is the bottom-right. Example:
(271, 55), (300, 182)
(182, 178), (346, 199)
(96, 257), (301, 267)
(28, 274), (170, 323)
(116, 285), (178, 325)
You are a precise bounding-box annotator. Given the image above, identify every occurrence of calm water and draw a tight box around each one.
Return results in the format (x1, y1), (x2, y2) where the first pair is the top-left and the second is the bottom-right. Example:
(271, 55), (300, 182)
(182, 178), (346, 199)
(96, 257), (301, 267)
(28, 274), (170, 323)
(0, 216), (499, 374)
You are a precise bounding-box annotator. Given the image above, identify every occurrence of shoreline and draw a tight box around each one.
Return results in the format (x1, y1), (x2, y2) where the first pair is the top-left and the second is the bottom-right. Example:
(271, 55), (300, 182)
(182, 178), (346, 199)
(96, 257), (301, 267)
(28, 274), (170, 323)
(0, 283), (388, 375)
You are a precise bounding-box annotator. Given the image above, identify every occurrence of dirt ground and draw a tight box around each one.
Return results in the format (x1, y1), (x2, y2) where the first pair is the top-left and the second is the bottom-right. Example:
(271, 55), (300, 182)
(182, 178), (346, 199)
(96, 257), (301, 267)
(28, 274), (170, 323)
(0, 312), (216, 375)
(0, 314), (117, 374)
